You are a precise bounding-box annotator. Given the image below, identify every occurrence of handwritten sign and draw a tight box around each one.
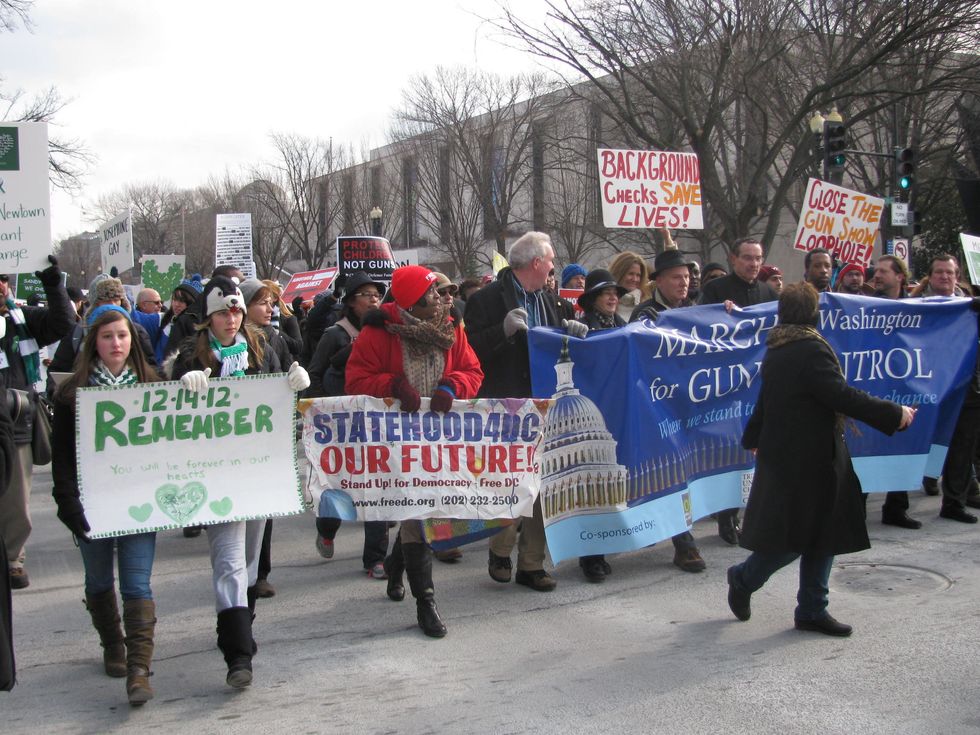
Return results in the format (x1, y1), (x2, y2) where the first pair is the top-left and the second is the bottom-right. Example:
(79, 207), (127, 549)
(99, 209), (134, 274)
(301, 395), (545, 522)
(77, 374), (303, 538)
(0, 122), (51, 273)
(597, 148), (703, 229)
(336, 235), (396, 286)
(793, 178), (884, 267)
(961, 234), (980, 287)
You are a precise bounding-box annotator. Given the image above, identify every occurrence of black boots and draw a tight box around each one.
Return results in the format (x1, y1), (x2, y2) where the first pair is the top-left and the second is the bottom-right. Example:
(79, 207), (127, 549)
(216, 607), (253, 688)
(383, 535), (405, 602)
(122, 599), (156, 705)
(402, 542), (447, 638)
(85, 589), (127, 678)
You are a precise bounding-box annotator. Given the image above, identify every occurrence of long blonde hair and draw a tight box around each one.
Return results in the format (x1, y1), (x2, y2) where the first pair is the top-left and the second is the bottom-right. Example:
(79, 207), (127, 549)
(262, 279), (293, 317)
(608, 251), (652, 300)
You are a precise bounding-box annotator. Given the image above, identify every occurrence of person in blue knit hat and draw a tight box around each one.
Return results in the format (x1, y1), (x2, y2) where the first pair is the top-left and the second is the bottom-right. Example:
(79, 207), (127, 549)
(561, 263), (587, 289)
(157, 275), (203, 364)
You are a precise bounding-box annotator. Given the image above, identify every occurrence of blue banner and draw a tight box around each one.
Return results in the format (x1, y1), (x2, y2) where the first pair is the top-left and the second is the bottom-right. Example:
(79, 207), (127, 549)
(529, 294), (977, 563)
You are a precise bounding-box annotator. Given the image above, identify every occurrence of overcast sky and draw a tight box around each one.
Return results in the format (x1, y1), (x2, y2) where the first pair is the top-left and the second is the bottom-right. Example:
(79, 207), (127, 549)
(2, 0), (551, 240)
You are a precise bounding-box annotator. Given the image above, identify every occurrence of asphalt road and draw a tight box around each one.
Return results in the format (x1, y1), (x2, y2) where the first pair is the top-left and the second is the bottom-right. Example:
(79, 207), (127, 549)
(4, 463), (980, 734)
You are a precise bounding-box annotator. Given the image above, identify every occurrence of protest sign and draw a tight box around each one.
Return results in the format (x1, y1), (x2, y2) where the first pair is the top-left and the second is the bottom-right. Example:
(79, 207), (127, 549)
(13, 270), (66, 301)
(77, 374), (303, 538)
(558, 288), (584, 316)
(392, 248), (419, 268)
(99, 209), (134, 274)
(0, 122), (51, 274)
(960, 233), (980, 286)
(300, 395), (545, 522)
(336, 236), (396, 286)
(597, 148), (703, 229)
(793, 178), (884, 266)
(281, 267), (337, 303)
(529, 294), (976, 562)
(141, 254), (185, 300)
(215, 213), (256, 278)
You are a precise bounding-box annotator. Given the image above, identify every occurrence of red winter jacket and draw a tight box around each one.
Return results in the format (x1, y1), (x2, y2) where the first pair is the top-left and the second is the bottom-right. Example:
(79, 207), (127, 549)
(345, 302), (484, 399)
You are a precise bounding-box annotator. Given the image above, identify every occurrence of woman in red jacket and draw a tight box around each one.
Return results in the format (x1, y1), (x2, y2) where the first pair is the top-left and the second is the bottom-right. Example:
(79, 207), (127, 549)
(345, 265), (483, 638)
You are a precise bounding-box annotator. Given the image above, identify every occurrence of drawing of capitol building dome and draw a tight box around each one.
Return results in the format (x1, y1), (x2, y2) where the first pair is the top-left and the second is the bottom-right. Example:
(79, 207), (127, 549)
(540, 338), (628, 521)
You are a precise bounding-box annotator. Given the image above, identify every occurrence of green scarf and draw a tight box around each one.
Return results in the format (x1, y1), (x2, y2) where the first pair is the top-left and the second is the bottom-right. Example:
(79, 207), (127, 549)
(6, 299), (41, 388)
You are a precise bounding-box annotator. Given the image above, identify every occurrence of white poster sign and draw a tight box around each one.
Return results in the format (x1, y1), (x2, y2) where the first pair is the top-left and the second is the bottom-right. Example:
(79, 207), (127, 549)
(99, 209), (135, 274)
(141, 254), (186, 301)
(301, 395), (545, 522)
(597, 148), (703, 229)
(215, 212), (255, 278)
(392, 248), (419, 268)
(793, 178), (884, 267)
(78, 374), (303, 538)
(961, 234), (980, 287)
(0, 122), (52, 273)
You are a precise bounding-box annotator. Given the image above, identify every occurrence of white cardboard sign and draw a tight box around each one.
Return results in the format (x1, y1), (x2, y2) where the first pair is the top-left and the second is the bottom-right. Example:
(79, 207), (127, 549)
(597, 148), (703, 229)
(99, 209), (135, 274)
(0, 122), (52, 273)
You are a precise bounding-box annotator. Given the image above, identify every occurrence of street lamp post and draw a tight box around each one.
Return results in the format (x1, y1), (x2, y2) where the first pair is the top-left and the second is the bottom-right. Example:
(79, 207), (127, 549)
(369, 206), (383, 237)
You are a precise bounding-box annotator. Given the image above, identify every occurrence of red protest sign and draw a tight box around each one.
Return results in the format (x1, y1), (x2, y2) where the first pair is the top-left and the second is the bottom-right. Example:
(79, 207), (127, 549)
(558, 288), (585, 316)
(281, 268), (337, 303)
(336, 236), (397, 285)
(597, 149), (703, 229)
(792, 179), (883, 267)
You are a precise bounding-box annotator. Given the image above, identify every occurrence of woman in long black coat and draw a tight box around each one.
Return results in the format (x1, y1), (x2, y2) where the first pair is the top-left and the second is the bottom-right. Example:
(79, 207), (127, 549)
(727, 283), (914, 636)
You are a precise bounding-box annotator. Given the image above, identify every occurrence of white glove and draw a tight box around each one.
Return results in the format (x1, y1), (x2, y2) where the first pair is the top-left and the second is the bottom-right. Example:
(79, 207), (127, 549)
(287, 361), (311, 392)
(180, 368), (211, 394)
(563, 319), (589, 339)
(503, 308), (529, 338)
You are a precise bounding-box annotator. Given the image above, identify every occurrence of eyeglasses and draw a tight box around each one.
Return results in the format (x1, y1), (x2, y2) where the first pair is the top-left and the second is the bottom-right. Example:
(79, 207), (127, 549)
(355, 291), (382, 300)
(141, 300), (163, 306)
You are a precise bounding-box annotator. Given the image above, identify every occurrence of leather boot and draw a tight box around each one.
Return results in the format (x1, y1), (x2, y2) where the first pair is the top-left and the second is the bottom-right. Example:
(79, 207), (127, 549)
(383, 533), (405, 602)
(402, 542), (447, 638)
(85, 589), (127, 678)
(246, 585), (259, 654)
(122, 599), (156, 705)
(216, 607), (253, 688)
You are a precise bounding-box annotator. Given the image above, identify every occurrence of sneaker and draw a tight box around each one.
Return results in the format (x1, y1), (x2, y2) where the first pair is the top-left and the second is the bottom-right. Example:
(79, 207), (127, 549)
(515, 569), (557, 592)
(253, 579), (276, 598)
(8, 567), (29, 590)
(366, 562), (388, 579)
(316, 536), (335, 559)
(488, 550), (513, 583)
(673, 547), (706, 573)
(434, 548), (463, 563)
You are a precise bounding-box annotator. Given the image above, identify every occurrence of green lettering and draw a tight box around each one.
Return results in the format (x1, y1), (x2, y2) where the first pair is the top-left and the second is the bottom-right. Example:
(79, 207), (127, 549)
(174, 414), (192, 440)
(255, 404), (274, 433)
(191, 413), (213, 439)
(94, 400), (128, 451)
(127, 416), (152, 446)
(151, 414), (174, 442)
(234, 407), (251, 436)
(214, 411), (232, 437)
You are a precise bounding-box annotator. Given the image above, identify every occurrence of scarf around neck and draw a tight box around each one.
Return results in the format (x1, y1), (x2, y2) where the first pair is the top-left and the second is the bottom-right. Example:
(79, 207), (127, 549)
(91, 359), (138, 387)
(209, 330), (249, 377)
(6, 299), (41, 387)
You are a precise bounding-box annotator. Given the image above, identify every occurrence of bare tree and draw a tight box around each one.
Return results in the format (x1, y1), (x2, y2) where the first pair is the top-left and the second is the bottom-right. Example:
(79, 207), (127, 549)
(393, 67), (561, 255)
(250, 133), (341, 270)
(494, 0), (980, 257)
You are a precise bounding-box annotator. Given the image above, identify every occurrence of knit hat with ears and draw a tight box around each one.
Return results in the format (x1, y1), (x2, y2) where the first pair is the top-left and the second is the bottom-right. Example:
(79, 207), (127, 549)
(203, 276), (245, 316)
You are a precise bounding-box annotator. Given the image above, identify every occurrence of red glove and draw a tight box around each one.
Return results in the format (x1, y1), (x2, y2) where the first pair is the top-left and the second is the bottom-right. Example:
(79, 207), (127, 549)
(430, 380), (456, 413)
(391, 375), (421, 412)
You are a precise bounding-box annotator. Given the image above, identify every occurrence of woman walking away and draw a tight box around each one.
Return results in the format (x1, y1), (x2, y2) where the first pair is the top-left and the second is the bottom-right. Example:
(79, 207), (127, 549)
(51, 305), (162, 705)
(345, 265), (483, 638)
(727, 283), (915, 636)
(172, 276), (309, 687)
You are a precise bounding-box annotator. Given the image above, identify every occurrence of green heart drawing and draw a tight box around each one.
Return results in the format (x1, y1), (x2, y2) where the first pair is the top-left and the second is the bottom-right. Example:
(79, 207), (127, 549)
(129, 503), (153, 523)
(210, 497), (233, 517)
(142, 259), (185, 296)
(154, 482), (208, 525)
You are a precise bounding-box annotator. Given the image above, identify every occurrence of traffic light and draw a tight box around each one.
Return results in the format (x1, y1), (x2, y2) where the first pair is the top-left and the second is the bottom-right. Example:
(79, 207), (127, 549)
(896, 147), (915, 192)
(823, 120), (847, 182)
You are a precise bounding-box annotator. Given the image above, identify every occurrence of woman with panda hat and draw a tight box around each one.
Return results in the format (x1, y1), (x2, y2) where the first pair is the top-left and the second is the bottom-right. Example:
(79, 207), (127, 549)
(171, 276), (310, 688)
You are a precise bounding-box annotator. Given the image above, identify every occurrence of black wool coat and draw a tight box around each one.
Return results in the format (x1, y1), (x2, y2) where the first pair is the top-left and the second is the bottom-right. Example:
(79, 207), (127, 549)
(740, 336), (902, 556)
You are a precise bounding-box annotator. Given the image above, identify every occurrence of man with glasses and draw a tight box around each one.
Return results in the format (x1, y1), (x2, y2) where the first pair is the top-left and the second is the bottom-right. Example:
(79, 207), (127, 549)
(699, 237), (778, 545)
(136, 288), (164, 314)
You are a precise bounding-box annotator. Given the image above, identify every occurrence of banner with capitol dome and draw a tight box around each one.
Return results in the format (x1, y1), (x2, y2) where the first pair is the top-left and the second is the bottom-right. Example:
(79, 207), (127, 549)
(529, 294), (977, 562)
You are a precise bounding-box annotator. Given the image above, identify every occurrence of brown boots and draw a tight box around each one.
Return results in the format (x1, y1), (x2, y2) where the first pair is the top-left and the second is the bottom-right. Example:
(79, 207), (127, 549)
(122, 599), (156, 705)
(85, 590), (127, 678)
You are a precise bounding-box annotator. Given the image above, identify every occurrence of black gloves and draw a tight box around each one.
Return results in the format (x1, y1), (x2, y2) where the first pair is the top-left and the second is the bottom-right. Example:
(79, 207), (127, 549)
(35, 255), (62, 288)
(58, 508), (91, 543)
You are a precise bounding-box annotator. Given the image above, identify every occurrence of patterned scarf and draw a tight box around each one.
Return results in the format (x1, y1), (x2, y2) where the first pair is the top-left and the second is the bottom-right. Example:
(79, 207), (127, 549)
(91, 359), (138, 386)
(386, 308), (454, 396)
(5, 299), (41, 388)
(209, 331), (249, 377)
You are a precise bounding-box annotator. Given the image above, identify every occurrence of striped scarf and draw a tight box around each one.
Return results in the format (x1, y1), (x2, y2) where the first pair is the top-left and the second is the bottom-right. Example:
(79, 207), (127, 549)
(6, 299), (41, 388)
(209, 331), (249, 377)
(91, 360), (138, 386)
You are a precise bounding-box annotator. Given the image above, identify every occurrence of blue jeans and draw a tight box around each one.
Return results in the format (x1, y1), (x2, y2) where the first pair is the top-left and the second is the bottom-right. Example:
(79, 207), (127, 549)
(732, 551), (834, 621)
(78, 532), (156, 600)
